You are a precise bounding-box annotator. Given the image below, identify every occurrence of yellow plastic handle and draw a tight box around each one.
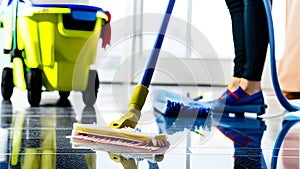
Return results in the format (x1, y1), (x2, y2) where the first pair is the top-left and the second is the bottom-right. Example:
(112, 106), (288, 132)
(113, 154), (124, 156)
(109, 85), (149, 129)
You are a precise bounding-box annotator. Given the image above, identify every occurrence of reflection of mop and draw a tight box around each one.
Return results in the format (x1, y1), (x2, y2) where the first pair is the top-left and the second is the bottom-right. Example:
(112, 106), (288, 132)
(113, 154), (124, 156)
(108, 153), (163, 169)
(109, 0), (176, 129)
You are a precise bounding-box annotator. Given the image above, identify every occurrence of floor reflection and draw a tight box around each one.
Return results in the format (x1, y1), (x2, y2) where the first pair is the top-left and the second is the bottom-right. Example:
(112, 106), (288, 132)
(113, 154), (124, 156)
(214, 114), (267, 169)
(0, 84), (298, 169)
(1, 99), (166, 169)
(0, 100), (12, 168)
(271, 112), (300, 169)
(0, 99), (96, 169)
(155, 109), (268, 168)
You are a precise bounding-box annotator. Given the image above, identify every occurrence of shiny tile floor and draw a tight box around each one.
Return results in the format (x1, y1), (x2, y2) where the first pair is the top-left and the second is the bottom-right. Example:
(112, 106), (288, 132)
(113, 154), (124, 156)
(1, 84), (300, 169)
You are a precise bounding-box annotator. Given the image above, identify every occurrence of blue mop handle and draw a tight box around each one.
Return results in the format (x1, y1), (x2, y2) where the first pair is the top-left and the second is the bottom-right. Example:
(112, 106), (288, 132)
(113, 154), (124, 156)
(262, 0), (300, 112)
(140, 0), (176, 88)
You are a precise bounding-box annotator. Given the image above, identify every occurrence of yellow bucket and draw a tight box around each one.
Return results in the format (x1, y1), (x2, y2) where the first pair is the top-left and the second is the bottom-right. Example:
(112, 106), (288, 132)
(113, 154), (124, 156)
(15, 6), (109, 91)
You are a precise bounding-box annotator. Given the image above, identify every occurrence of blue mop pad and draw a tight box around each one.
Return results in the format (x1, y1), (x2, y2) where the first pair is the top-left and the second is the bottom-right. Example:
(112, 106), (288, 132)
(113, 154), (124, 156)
(163, 100), (211, 117)
(150, 88), (211, 117)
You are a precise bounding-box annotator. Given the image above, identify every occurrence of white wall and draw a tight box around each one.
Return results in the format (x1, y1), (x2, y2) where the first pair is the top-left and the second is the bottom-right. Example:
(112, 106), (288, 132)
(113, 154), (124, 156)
(0, 0), (287, 88)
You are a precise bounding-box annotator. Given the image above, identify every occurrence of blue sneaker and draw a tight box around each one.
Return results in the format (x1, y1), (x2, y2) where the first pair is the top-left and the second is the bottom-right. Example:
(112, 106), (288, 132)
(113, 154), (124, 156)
(202, 87), (267, 114)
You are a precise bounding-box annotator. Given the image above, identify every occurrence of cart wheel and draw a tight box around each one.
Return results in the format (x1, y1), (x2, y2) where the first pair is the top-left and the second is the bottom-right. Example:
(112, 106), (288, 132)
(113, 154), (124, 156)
(59, 91), (70, 99)
(1, 67), (14, 100)
(82, 70), (99, 106)
(26, 68), (42, 107)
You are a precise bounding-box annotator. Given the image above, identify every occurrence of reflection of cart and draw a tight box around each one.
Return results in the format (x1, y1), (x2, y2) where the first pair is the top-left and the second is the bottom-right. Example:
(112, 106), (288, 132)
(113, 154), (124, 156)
(0, 0), (110, 106)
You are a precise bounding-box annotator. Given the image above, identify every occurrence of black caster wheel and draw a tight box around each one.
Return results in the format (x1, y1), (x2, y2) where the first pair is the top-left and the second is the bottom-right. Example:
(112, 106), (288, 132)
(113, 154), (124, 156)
(59, 91), (70, 99)
(1, 67), (14, 100)
(26, 68), (42, 107)
(82, 70), (99, 107)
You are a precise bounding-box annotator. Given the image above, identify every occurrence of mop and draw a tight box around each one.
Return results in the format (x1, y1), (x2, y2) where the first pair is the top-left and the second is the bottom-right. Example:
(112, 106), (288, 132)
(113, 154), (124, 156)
(70, 0), (176, 152)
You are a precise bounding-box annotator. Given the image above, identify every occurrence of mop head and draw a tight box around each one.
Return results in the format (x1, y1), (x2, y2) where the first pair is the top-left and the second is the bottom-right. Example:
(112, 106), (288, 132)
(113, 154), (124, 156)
(70, 123), (170, 154)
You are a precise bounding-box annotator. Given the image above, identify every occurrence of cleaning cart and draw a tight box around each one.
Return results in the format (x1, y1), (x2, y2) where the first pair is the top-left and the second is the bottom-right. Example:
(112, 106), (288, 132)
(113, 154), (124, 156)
(0, 0), (110, 106)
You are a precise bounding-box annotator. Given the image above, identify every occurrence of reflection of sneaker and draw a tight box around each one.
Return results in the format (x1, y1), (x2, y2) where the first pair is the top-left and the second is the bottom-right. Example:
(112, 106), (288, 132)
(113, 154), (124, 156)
(215, 114), (267, 169)
(217, 127), (263, 148)
(234, 148), (267, 169)
(215, 114), (266, 148)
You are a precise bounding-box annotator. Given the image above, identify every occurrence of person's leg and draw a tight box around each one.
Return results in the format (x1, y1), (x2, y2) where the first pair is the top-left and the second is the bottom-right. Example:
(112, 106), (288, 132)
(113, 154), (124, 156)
(241, 0), (269, 95)
(228, 77), (241, 92)
(224, 0), (245, 91)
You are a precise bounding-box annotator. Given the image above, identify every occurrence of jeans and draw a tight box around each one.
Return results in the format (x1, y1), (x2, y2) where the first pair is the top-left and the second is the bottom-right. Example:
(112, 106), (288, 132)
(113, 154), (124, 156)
(225, 0), (270, 81)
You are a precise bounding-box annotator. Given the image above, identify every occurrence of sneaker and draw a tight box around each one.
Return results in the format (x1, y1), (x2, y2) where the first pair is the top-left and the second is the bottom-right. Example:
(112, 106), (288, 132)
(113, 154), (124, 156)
(201, 87), (267, 114)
